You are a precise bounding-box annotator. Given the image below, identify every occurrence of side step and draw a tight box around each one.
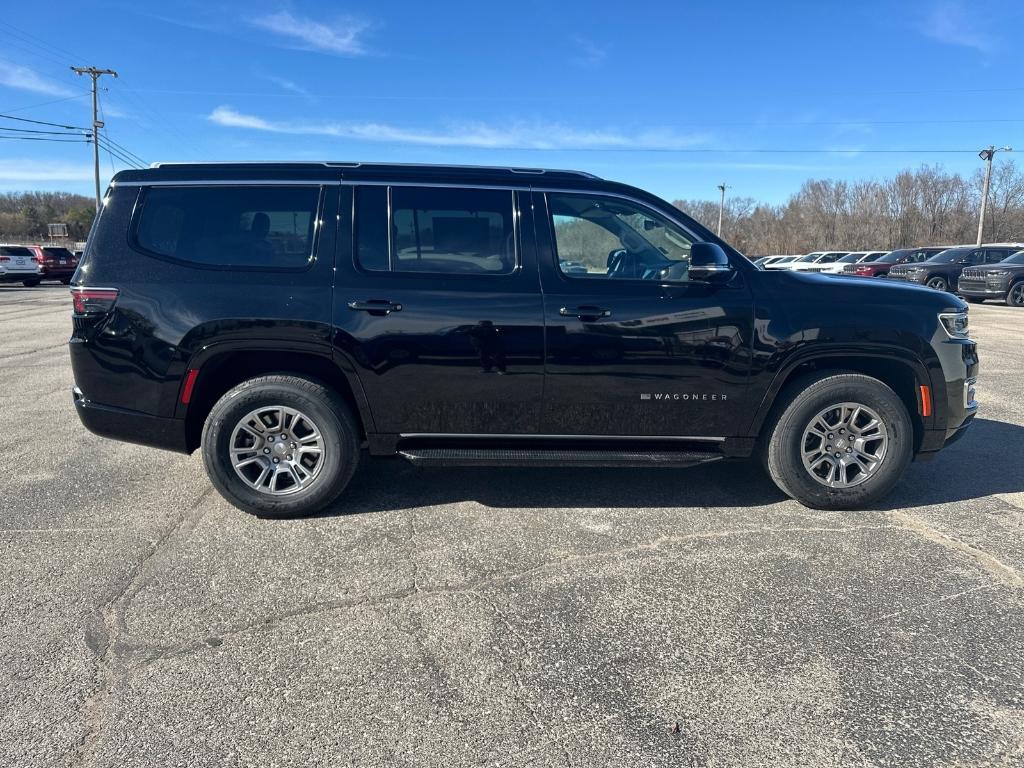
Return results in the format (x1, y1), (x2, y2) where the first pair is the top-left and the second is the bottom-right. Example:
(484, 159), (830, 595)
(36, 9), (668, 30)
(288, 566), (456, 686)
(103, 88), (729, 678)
(397, 447), (722, 468)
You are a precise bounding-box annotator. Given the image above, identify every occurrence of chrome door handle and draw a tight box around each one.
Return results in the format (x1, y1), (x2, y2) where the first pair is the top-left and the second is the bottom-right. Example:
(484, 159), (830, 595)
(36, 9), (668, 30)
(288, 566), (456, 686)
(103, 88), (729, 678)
(559, 305), (611, 321)
(347, 300), (403, 316)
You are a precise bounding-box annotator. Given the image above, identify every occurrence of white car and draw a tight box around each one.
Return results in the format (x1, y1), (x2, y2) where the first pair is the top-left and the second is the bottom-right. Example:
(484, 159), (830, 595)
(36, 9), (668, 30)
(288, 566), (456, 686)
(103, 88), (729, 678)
(761, 255), (802, 270)
(787, 251), (849, 272)
(807, 251), (888, 274)
(0, 245), (43, 286)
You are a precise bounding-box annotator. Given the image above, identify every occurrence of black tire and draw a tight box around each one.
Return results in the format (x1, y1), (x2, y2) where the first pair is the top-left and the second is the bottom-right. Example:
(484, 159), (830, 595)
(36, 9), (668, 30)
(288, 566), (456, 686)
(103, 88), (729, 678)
(1007, 282), (1024, 308)
(60, 277), (72, 285)
(22, 279), (40, 287)
(926, 275), (948, 291)
(201, 375), (361, 518)
(964, 297), (984, 304)
(763, 372), (913, 510)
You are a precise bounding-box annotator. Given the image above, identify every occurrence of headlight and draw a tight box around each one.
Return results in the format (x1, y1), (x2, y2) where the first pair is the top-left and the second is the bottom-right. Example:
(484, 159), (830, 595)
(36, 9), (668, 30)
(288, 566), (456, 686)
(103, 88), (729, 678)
(987, 270), (1009, 277)
(939, 311), (969, 339)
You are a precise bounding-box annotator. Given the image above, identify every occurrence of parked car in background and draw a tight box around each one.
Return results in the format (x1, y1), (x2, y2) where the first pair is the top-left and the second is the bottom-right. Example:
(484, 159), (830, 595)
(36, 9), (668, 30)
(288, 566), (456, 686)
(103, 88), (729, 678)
(806, 251), (887, 274)
(888, 244), (1024, 292)
(0, 245), (44, 286)
(958, 250), (1024, 306)
(788, 251), (849, 271)
(844, 247), (948, 278)
(761, 255), (800, 269)
(26, 245), (79, 284)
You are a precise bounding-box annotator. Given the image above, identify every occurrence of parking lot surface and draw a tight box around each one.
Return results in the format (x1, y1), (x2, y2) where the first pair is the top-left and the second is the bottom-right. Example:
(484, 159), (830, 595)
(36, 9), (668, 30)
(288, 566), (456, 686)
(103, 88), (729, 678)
(2, 284), (1023, 767)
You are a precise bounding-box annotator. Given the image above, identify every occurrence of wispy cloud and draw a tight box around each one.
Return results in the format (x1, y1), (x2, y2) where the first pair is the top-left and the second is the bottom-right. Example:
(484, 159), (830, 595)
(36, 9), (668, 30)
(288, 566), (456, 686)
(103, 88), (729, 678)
(266, 75), (314, 100)
(207, 106), (709, 150)
(570, 36), (607, 69)
(0, 160), (92, 183)
(0, 61), (75, 97)
(920, 1), (996, 54)
(249, 10), (372, 56)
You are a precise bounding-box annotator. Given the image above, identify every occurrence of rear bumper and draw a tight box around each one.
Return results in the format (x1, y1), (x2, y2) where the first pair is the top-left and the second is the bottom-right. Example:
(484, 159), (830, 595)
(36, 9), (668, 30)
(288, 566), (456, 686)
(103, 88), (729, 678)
(73, 387), (190, 454)
(0, 270), (41, 282)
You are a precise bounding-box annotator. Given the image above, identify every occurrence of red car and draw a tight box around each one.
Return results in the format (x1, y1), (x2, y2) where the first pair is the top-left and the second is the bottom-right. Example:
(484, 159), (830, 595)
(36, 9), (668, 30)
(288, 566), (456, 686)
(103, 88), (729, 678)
(843, 247), (949, 278)
(23, 245), (79, 285)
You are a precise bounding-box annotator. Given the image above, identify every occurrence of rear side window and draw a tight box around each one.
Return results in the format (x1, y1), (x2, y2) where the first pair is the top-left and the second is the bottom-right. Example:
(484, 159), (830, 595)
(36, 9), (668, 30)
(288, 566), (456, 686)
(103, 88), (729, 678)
(355, 185), (515, 275)
(135, 186), (321, 268)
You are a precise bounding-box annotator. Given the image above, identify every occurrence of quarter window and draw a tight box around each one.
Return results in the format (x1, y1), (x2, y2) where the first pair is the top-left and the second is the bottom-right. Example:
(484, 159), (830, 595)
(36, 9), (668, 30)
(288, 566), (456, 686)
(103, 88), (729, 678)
(547, 193), (695, 281)
(135, 186), (320, 268)
(355, 186), (516, 275)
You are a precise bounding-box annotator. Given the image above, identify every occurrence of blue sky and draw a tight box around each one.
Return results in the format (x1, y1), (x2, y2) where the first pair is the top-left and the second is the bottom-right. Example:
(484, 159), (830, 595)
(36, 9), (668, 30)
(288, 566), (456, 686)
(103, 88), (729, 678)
(1, 0), (1022, 204)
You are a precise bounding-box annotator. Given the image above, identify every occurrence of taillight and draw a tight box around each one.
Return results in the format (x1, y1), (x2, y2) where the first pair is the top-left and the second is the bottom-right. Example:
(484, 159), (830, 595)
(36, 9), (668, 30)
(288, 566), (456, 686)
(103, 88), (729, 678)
(71, 287), (119, 315)
(0, 256), (8, 262)
(32, 251), (44, 264)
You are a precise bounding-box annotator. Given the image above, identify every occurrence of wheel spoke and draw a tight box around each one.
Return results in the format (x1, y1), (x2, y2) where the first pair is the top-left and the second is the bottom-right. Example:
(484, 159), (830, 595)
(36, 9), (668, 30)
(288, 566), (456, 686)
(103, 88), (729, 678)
(228, 404), (327, 496)
(800, 401), (889, 489)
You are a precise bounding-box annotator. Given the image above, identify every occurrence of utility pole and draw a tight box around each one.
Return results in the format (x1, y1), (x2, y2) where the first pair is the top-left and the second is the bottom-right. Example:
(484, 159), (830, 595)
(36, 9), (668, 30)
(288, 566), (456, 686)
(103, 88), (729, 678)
(71, 66), (118, 212)
(716, 183), (728, 236)
(976, 145), (1012, 246)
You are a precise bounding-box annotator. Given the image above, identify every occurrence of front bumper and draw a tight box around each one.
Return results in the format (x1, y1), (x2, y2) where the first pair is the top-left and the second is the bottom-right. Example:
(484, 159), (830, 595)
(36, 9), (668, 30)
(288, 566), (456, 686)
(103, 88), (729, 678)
(957, 280), (1008, 299)
(73, 386), (190, 454)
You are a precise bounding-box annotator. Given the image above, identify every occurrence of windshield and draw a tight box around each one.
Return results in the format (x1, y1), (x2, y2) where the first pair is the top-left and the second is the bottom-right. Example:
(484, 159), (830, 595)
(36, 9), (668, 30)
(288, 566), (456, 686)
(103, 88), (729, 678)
(860, 252), (883, 262)
(43, 247), (74, 258)
(818, 252), (845, 263)
(1001, 251), (1024, 265)
(837, 253), (864, 263)
(928, 248), (971, 264)
(797, 252), (823, 262)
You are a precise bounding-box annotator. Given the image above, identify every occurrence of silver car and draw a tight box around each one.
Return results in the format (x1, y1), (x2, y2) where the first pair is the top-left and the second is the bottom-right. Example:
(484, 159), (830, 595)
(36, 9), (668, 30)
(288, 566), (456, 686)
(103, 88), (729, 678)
(0, 245), (43, 286)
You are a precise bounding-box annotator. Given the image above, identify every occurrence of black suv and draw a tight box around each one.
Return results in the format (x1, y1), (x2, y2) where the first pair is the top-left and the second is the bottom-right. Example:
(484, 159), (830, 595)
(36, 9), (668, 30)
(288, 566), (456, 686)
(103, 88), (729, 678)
(958, 250), (1024, 306)
(69, 162), (978, 516)
(888, 244), (1023, 292)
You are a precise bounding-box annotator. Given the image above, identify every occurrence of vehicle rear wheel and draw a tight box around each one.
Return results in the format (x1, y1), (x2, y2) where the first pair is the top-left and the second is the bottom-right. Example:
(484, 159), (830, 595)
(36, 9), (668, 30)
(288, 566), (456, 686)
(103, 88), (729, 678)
(1007, 282), (1024, 307)
(22, 279), (40, 287)
(60, 277), (71, 285)
(764, 372), (913, 510)
(926, 276), (948, 291)
(201, 375), (360, 518)
(965, 297), (985, 304)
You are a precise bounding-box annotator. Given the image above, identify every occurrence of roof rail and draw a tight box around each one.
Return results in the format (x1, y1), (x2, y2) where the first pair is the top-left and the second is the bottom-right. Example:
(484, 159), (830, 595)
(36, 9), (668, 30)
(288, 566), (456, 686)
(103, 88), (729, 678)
(148, 160), (601, 180)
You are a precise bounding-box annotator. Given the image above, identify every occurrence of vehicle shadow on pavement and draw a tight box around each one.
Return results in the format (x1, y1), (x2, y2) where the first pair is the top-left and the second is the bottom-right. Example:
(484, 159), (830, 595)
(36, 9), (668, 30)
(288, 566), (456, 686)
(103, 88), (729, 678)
(315, 417), (1022, 517)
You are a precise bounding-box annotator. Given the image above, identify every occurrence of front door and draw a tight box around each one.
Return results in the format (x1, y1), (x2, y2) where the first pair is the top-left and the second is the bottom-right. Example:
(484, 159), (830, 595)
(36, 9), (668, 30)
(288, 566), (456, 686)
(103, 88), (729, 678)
(530, 190), (754, 438)
(333, 184), (545, 435)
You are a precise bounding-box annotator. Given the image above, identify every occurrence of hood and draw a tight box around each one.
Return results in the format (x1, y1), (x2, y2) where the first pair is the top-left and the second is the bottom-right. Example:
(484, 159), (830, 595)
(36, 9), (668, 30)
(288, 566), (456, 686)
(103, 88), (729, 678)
(767, 268), (967, 311)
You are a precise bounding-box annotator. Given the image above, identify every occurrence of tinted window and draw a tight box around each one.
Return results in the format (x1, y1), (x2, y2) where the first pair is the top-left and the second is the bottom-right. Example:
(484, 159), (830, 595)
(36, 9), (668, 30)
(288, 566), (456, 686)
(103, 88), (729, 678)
(928, 248), (970, 264)
(0, 246), (32, 257)
(356, 186), (515, 275)
(42, 247), (74, 258)
(136, 186), (320, 268)
(985, 248), (1014, 263)
(548, 193), (695, 281)
(1004, 251), (1024, 264)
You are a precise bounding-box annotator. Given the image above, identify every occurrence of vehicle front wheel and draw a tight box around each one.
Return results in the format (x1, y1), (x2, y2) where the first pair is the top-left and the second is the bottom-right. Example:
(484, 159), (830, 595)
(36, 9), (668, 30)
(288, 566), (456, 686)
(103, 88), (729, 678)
(201, 375), (361, 518)
(764, 373), (913, 510)
(926, 276), (948, 291)
(22, 279), (40, 287)
(60, 277), (71, 285)
(1007, 282), (1024, 307)
(964, 297), (985, 304)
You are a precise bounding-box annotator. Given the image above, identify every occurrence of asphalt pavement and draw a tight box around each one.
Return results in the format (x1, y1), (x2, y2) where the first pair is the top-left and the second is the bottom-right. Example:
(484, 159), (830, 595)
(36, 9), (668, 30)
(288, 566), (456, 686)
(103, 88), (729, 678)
(1, 283), (1023, 767)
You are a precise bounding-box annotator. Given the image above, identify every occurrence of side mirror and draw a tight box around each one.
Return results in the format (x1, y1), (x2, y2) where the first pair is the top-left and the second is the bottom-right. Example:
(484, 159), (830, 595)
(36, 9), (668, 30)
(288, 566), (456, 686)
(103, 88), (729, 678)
(688, 242), (735, 283)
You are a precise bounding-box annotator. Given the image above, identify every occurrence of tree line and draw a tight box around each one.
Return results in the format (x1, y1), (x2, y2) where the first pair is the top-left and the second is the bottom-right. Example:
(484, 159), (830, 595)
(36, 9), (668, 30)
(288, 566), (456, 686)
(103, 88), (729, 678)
(0, 192), (95, 242)
(674, 161), (1024, 256)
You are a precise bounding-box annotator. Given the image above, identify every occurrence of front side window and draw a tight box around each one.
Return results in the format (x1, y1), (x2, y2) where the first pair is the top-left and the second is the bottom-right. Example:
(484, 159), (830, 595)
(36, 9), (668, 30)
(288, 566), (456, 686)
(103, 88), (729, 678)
(548, 193), (695, 281)
(135, 186), (320, 268)
(355, 186), (515, 275)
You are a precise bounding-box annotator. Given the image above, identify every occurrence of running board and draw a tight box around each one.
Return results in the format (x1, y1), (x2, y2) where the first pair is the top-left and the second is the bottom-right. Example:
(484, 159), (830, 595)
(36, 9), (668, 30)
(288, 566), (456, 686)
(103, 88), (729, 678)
(397, 447), (722, 468)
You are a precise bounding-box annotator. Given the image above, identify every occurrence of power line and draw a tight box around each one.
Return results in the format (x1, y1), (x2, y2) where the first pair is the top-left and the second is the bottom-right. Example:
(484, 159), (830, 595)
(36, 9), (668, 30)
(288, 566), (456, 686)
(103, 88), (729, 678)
(0, 112), (87, 131)
(96, 136), (144, 169)
(0, 135), (90, 143)
(99, 133), (146, 166)
(0, 125), (88, 136)
(0, 93), (90, 115)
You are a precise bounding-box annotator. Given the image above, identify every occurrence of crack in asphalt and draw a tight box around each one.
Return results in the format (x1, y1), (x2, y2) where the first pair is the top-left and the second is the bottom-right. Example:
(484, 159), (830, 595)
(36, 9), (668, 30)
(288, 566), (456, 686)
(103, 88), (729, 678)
(71, 485), (215, 767)
(888, 511), (1024, 588)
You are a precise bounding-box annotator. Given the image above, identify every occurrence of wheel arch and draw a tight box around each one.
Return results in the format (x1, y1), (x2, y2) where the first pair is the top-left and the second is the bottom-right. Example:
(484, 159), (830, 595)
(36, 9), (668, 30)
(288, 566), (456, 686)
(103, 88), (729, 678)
(179, 342), (374, 452)
(748, 350), (932, 453)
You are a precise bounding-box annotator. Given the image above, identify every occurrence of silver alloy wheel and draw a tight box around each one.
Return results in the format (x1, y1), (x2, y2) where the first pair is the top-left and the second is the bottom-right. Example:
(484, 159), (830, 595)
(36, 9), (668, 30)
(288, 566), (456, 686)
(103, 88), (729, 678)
(800, 402), (889, 489)
(1010, 283), (1024, 306)
(229, 405), (326, 496)
(927, 276), (947, 291)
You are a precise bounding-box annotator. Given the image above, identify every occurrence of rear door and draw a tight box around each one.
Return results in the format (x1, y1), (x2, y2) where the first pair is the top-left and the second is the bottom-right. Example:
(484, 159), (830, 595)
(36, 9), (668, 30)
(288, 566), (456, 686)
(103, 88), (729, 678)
(530, 190), (754, 438)
(332, 182), (545, 435)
